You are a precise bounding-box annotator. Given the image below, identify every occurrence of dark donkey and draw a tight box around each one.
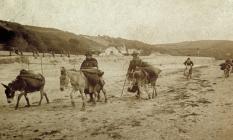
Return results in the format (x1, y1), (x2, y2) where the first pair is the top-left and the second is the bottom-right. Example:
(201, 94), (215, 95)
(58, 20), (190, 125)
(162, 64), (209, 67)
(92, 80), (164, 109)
(128, 66), (161, 99)
(1, 70), (49, 110)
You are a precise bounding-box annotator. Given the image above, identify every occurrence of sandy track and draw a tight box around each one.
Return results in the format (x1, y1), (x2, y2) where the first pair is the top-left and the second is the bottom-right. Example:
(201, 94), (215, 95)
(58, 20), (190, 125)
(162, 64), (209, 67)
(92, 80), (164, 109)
(0, 55), (233, 140)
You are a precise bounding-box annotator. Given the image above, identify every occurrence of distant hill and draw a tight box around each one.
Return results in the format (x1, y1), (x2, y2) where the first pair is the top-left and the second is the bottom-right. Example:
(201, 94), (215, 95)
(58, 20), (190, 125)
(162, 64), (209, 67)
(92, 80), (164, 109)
(0, 20), (106, 54)
(0, 20), (232, 59)
(0, 20), (158, 55)
(153, 40), (233, 59)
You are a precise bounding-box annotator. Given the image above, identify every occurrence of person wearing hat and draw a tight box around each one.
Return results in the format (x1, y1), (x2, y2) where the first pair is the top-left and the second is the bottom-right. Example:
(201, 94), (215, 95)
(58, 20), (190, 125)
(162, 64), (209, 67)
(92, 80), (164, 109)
(184, 57), (194, 67)
(225, 59), (233, 67)
(183, 57), (194, 76)
(80, 51), (104, 101)
(80, 51), (98, 69)
(127, 51), (161, 82)
(127, 51), (142, 75)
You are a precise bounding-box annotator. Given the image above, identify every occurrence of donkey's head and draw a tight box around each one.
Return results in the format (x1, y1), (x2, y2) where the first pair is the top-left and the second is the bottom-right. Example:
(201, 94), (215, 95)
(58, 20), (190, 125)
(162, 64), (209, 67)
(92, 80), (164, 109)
(1, 82), (16, 103)
(127, 69), (146, 93)
(132, 69), (147, 84)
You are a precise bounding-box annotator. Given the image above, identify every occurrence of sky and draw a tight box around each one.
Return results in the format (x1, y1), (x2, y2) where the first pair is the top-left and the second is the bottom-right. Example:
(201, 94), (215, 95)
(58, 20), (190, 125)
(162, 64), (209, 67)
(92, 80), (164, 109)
(0, 0), (233, 44)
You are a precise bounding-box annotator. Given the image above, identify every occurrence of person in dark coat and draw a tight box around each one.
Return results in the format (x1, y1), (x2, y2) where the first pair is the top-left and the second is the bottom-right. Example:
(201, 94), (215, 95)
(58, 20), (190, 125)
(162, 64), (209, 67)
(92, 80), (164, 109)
(184, 58), (194, 75)
(80, 51), (104, 84)
(127, 52), (161, 83)
(80, 52), (99, 69)
(225, 59), (233, 67)
(220, 59), (233, 72)
(80, 52), (105, 101)
(184, 58), (194, 67)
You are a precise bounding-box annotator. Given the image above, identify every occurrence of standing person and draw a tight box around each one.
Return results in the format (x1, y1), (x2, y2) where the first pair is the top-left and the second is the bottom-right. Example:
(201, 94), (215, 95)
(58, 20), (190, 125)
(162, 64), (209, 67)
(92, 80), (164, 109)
(127, 52), (161, 81)
(126, 51), (161, 93)
(127, 52), (143, 77)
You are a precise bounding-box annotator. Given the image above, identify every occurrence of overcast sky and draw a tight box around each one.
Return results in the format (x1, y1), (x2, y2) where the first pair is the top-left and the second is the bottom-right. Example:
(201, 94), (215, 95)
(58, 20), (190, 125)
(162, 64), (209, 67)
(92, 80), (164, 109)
(0, 0), (233, 44)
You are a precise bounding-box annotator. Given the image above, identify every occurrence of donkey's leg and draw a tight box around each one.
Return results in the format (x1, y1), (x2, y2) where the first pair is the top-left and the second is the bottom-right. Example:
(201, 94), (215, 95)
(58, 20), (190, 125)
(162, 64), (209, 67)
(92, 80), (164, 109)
(70, 89), (75, 107)
(153, 86), (157, 98)
(89, 86), (97, 105)
(84, 88), (92, 102)
(97, 91), (101, 102)
(24, 94), (30, 107)
(144, 84), (151, 99)
(102, 88), (108, 103)
(38, 89), (44, 106)
(94, 85), (100, 102)
(137, 85), (142, 100)
(89, 93), (94, 102)
(15, 92), (24, 110)
(43, 91), (50, 104)
(41, 87), (49, 104)
(151, 81), (155, 99)
(79, 89), (86, 111)
(92, 91), (97, 105)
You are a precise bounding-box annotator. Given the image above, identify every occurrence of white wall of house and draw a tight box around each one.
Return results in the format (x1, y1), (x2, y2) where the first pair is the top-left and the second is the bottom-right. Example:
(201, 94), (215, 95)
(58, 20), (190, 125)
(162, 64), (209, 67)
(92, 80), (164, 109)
(127, 49), (141, 55)
(100, 47), (123, 56)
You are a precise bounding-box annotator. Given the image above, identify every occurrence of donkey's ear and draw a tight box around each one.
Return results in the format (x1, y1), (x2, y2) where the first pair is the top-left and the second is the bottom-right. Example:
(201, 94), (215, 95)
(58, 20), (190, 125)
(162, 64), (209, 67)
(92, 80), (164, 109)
(1, 83), (8, 88)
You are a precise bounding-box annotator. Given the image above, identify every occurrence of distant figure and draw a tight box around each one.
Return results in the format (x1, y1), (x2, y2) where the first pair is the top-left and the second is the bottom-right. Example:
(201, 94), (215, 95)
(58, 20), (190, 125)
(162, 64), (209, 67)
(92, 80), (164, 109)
(220, 59), (232, 78)
(15, 49), (20, 55)
(20, 50), (23, 56)
(225, 59), (233, 67)
(183, 58), (194, 79)
(184, 58), (194, 67)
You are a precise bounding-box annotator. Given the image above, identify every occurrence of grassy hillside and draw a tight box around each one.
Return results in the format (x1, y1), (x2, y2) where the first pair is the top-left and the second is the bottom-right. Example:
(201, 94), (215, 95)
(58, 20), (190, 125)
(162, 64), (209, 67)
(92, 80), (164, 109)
(154, 40), (233, 59)
(0, 20), (109, 54)
(0, 20), (232, 59)
(0, 20), (158, 55)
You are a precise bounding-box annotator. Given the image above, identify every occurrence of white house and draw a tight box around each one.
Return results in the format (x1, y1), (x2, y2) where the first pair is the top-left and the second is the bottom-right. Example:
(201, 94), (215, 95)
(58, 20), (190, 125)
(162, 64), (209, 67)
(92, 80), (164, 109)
(100, 47), (123, 56)
(127, 49), (141, 55)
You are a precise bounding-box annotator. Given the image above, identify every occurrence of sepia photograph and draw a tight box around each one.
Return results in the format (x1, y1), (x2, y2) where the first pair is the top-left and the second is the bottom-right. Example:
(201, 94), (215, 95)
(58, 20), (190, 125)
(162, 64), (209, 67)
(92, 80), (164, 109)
(0, 0), (233, 139)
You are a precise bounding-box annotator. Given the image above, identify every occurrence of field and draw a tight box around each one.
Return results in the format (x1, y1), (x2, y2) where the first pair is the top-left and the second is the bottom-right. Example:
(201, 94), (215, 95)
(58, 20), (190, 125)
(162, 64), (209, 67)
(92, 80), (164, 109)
(0, 52), (233, 140)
